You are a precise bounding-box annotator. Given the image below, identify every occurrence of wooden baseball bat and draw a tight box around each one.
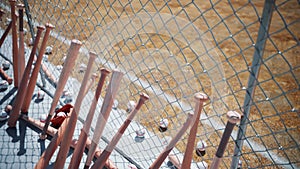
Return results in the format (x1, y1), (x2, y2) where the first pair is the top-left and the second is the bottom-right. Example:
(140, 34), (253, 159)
(180, 93), (208, 169)
(0, 68), (13, 84)
(21, 114), (117, 168)
(149, 112), (194, 169)
(91, 93), (149, 169)
(84, 70), (124, 169)
(9, 0), (19, 87)
(210, 111), (241, 169)
(53, 52), (96, 169)
(7, 26), (45, 127)
(68, 68), (110, 169)
(17, 4), (25, 86)
(39, 39), (82, 140)
(34, 40), (82, 168)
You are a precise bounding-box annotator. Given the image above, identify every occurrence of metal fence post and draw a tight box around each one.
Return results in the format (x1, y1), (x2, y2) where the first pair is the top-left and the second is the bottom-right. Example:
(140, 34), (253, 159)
(230, 0), (275, 168)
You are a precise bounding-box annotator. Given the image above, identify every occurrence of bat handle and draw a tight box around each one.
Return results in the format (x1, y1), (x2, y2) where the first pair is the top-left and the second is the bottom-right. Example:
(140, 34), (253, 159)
(210, 111), (241, 169)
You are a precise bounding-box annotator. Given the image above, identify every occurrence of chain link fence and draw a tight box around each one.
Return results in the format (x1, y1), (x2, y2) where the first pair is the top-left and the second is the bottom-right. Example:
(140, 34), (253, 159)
(0, 0), (299, 168)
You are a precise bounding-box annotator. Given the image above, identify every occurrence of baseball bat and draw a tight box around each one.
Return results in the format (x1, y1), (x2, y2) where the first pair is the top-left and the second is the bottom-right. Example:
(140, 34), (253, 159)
(68, 68), (110, 169)
(39, 39), (82, 140)
(84, 70), (124, 169)
(17, 4), (25, 86)
(34, 40), (82, 168)
(9, 0), (19, 87)
(0, 68), (13, 84)
(181, 93), (208, 169)
(20, 23), (54, 115)
(91, 93), (149, 169)
(210, 111), (241, 169)
(53, 52), (96, 169)
(7, 26), (45, 127)
(149, 112), (194, 169)
(22, 112), (117, 168)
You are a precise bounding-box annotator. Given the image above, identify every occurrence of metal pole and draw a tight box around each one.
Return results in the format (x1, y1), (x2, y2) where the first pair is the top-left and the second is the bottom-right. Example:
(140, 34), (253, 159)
(230, 0), (275, 168)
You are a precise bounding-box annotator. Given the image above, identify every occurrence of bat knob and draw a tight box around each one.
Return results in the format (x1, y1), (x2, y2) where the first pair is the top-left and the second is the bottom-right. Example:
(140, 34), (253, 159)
(194, 92), (209, 101)
(45, 23), (55, 29)
(226, 111), (241, 124)
(100, 68), (111, 75)
(140, 92), (149, 102)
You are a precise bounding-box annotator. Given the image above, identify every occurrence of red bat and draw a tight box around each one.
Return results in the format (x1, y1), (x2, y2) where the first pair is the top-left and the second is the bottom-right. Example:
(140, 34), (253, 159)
(68, 68), (110, 169)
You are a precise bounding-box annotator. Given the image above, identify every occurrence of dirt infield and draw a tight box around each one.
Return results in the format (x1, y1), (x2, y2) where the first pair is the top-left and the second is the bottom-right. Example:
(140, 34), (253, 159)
(1, 0), (299, 168)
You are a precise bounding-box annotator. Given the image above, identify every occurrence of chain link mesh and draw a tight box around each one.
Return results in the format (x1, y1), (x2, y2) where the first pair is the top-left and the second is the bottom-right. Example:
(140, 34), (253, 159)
(0, 0), (299, 168)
